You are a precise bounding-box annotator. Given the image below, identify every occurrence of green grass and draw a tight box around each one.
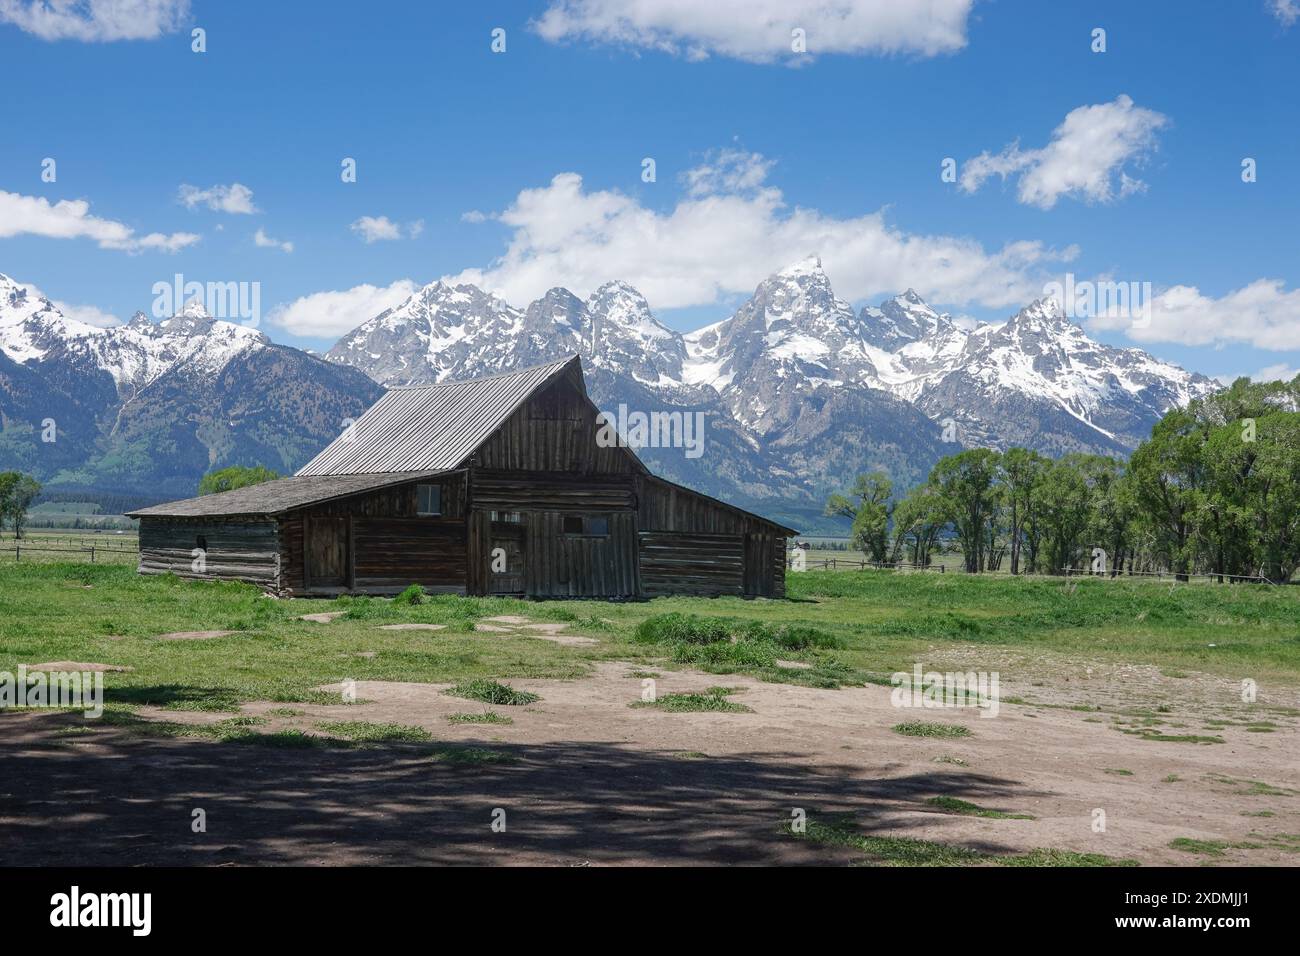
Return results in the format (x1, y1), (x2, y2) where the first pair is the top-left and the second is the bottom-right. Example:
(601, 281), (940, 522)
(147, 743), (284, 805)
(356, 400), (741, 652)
(446, 711), (513, 725)
(925, 796), (1034, 819)
(632, 686), (752, 713)
(794, 815), (1137, 867)
(2, 563), (1299, 724)
(431, 746), (515, 767)
(443, 679), (540, 706)
(893, 721), (972, 738)
(1169, 837), (1263, 857)
(316, 720), (433, 742)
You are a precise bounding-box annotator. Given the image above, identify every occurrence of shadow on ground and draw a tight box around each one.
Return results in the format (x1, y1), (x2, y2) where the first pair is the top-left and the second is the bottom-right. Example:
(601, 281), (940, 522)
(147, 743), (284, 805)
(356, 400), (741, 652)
(0, 711), (1042, 866)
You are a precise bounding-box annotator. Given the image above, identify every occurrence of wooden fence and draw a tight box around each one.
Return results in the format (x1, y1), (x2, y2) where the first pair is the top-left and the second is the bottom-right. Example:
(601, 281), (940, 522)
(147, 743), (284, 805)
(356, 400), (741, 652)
(1, 543), (138, 563)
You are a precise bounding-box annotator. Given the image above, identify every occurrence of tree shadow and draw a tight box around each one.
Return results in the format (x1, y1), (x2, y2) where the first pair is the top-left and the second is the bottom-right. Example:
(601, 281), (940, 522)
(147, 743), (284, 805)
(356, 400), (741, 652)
(0, 711), (1047, 866)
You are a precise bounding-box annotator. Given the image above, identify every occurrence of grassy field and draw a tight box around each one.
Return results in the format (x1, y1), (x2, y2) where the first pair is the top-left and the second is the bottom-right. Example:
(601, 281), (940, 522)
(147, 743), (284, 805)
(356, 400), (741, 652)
(0, 561), (1297, 712)
(0, 530), (138, 565)
(3, 560), (1297, 867)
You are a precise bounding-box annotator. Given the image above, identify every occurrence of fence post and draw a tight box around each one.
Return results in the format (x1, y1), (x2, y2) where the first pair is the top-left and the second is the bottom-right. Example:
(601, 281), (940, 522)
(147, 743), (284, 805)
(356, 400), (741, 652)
(90, 546), (96, 563)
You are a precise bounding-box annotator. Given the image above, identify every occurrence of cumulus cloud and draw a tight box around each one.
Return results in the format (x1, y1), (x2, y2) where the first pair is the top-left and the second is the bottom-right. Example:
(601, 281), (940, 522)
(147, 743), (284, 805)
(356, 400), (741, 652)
(1088, 279), (1300, 351)
(350, 216), (424, 243)
(1253, 362), (1299, 383)
(178, 183), (258, 215)
(682, 148), (775, 196)
(0, 0), (189, 41)
(1270, 1), (1299, 26)
(0, 189), (199, 253)
(267, 279), (418, 338)
(446, 154), (1074, 310)
(253, 228), (293, 253)
(16, 280), (121, 327)
(960, 95), (1169, 209)
(531, 0), (974, 62)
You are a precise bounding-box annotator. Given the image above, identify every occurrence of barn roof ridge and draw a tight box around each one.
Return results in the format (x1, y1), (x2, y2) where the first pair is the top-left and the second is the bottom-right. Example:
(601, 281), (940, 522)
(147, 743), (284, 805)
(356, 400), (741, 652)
(386, 354), (581, 391)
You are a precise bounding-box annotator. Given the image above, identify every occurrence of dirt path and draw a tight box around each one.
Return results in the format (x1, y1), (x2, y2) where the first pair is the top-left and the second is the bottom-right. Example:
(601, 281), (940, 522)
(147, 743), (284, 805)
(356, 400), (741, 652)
(1, 657), (1296, 866)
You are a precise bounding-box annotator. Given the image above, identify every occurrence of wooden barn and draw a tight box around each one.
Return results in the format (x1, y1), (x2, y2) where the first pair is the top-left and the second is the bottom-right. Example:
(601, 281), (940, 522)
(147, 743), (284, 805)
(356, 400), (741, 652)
(127, 356), (795, 600)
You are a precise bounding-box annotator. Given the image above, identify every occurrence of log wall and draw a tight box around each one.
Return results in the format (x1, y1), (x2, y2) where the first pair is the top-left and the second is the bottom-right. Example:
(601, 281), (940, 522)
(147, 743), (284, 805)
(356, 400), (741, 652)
(138, 518), (280, 586)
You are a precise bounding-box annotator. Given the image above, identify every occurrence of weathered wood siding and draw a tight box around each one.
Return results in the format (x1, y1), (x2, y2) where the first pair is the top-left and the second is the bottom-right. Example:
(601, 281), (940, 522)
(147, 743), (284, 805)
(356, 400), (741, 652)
(524, 511), (638, 598)
(279, 473), (468, 595)
(138, 518), (280, 586)
(637, 477), (788, 598)
(638, 531), (744, 597)
(473, 371), (636, 475)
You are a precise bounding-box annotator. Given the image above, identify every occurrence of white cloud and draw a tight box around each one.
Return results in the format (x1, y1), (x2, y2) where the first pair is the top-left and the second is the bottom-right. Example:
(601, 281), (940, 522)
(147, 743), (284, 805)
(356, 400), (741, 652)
(682, 148), (774, 196)
(1270, 1), (1299, 26)
(960, 95), (1169, 209)
(267, 280), (418, 338)
(532, 0), (974, 62)
(461, 210), (489, 224)
(178, 183), (258, 215)
(16, 281), (122, 327)
(253, 228), (293, 253)
(1253, 363), (1299, 383)
(350, 216), (423, 243)
(53, 299), (121, 327)
(0, 189), (199, 253)
(444, 155), (1074, 311)
(0, 0), (189, 41)
(1089, 279), (1300, 351)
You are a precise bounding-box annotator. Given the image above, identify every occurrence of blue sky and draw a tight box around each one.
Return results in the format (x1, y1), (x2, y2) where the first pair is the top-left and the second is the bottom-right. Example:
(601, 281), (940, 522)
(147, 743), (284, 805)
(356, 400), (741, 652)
(1, 0), (1298, 382)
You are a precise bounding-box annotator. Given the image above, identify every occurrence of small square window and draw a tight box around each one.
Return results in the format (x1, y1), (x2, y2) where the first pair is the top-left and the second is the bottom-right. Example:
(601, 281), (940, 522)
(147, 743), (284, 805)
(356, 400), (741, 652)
(587, 517), (609, 536)
(416, 484), (441, 516)
(562, 515), (583, 535)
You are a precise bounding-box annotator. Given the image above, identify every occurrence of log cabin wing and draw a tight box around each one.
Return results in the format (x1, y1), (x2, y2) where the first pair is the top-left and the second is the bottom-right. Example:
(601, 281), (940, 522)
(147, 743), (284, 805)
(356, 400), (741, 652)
(127, 355), (796, 600)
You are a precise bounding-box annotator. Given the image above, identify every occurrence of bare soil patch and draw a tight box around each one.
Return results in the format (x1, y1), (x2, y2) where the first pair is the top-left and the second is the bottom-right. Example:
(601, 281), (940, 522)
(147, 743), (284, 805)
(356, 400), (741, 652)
(3, 657), (1295, 866)
(155, 630), (237, 641)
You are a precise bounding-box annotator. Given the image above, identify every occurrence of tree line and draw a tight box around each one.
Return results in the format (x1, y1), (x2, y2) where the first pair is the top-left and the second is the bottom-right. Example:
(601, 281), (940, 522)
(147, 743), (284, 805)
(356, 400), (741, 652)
(826, 377), (1300, 582)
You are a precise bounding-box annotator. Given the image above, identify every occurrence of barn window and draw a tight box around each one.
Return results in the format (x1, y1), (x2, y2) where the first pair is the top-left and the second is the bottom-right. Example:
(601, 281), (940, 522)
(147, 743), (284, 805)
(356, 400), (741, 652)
(490, 511), (522, 523)
(416, 484), (441, 516)
(563, 516), (610, 537)
(196, 534), (208, 552)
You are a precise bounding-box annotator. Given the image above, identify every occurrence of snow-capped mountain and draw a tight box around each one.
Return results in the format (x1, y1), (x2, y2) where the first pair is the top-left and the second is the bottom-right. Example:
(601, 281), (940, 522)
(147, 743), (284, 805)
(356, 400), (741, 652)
(0, 260), (1221, 518)
(0, 273), (381, 497)
(324, 257), (1218, 503)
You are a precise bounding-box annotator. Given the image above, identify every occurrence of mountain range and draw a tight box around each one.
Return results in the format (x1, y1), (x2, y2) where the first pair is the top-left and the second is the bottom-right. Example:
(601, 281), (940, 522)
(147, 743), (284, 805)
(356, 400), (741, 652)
(0, 260), (1219, 529)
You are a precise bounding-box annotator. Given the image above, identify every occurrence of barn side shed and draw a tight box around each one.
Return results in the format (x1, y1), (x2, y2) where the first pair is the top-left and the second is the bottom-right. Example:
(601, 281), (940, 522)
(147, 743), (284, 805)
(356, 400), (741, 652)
(128, 355), (796, 600)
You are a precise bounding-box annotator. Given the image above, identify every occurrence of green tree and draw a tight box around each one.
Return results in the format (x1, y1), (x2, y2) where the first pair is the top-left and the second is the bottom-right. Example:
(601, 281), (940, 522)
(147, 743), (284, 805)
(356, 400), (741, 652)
(198, 464), (280, 496)
(890, 482), (950, 567)
(826, 471), (893, 562)
(1129, 408), (1204, 580)
(998, 447), (1046, 575)
(0, 472), (41, 539)
(929, 449), (1001, 572)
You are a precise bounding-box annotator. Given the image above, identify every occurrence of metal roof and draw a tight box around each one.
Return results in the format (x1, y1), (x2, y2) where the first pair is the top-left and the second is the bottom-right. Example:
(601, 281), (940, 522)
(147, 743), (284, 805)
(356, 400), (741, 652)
(295, 355), (579, 476)
(126, 470), (447, 518)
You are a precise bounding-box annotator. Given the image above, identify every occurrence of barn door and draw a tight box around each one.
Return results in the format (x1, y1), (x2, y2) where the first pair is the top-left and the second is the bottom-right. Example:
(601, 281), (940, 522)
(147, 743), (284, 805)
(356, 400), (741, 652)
(489, 524), (525, 596)
(306, 517), (349, 589)
(743, 533), (774, 597)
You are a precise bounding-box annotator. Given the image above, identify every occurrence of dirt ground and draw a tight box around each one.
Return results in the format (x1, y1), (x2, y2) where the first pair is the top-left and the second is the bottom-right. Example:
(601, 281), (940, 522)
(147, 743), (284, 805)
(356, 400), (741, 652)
(2, 630), (1297, 866)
